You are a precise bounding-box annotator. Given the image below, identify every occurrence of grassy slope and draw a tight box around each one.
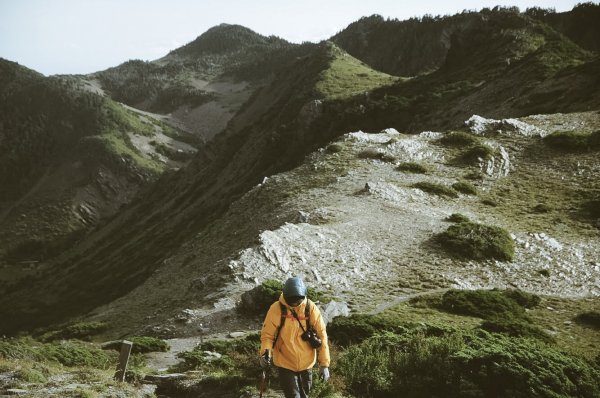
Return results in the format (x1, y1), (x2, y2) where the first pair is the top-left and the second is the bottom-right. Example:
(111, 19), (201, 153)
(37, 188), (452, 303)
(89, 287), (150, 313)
(316, 11), (600, 137)
(315, 43), (398, 99)
(0, 60), (191, 267)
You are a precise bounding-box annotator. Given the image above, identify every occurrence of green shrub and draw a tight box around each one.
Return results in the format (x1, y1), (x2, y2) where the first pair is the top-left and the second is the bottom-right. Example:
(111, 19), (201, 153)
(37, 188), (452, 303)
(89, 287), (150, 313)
(437, 220), (515, 261)
(244, 279), (331, 314)
(480, 318), (553, 342)
(65, 387), (97, 398)
(412, 182), (458, 198)
(328, 315), (454, 347)
(358, 148), (384, 160)
(451, 181), (477, 195)
(176, 350), (235, 372)
(437, 132), (479, 147)
(544, 130), (591, 151)
(328, 315), (407, 346)
(176, 334), (260, 373)
(396, 162), (429, 174)
(198, 333), (260, 356)
(583, 199), (600, 219)
(532, 203), (552, 213)
(337, 330), (600, 398)
(128, 336), (169, 353)
(589, 130), (600, 148)
(574, 311), (600, 330)
(40, 321), (108, 341)
(38, 341), (113, 368)
(464, 170), (484, 180)
(445, 213), (470, 223)
(481, 198), (499, 207)
(326, 143), (343, 153)
(503, 288), (541, 308)
(456, 144), (495, 164)
(439, 289), (528, 321)
(16, 367), (48, 383)
(0, 338), (114, 369)
(538, 269), (551, 277)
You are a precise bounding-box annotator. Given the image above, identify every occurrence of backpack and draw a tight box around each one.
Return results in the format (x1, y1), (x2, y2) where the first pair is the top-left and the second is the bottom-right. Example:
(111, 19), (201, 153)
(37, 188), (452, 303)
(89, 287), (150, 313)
(273, 300), (312, 347)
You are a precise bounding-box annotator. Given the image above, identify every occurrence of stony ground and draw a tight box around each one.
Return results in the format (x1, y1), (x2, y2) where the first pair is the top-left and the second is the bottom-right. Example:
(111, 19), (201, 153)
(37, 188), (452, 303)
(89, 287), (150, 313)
(86, 111), (599, 347)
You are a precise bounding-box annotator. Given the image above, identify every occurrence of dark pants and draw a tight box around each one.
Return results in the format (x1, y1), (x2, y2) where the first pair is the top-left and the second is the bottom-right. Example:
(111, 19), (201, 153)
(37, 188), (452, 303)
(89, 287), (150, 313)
(278, 367), (312, 398)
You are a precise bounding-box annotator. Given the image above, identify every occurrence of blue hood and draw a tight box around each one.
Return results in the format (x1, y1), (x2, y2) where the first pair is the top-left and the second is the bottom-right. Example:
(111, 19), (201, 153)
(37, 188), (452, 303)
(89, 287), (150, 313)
(282, 277), (306, 298)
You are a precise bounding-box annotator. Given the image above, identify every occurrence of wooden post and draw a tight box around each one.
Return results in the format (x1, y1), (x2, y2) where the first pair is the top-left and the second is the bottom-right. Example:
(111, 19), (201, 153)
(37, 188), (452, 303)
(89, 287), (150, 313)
(114, 340), (133, 382)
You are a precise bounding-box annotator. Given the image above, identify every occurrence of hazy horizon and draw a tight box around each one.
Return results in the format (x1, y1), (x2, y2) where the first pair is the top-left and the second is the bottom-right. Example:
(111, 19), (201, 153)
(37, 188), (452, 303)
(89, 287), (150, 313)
(0, 0), (587, 75)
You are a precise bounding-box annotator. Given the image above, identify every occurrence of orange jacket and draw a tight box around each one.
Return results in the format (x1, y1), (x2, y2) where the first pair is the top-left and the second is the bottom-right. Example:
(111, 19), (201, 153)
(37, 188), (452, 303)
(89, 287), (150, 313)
(260, 294), (330, 371)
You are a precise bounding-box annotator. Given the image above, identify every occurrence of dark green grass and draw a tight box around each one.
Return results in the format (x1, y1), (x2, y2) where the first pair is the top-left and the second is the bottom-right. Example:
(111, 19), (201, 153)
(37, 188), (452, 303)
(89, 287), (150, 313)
(452, 181), (478, 195)
(396, 162), (429, 174)
(412, 182), (458, 198)
(437, 221), (515, 261)
(437, 131), (480, 147)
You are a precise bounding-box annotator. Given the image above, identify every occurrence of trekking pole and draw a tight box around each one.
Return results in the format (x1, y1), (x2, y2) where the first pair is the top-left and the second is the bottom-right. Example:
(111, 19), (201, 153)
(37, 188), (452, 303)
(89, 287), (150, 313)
(259, 349), (270, 398)
(259, 369), (268, 398)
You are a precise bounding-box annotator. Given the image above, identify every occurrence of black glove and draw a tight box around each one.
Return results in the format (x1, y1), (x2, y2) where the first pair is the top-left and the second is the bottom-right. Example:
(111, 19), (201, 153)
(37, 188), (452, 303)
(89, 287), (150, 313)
(259, 349), (271, 369)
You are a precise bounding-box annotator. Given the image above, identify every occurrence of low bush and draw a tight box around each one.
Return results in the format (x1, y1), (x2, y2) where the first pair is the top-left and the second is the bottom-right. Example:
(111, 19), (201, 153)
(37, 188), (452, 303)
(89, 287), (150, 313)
(451, 181), (477, 195)
(589, 130), (600, 148)
(445, 213), (470, 223)
(177, 350), (235, 372)
(543, 130), (591, 151)
(439, 289), (529, 321)
(396, 162), (429, 174)
(480, 318), (553, 342)
(481, 198), (499, 207)
(328, 315), (454, 347)
(0, 338), (114, 369)
(40, 321), (108, 341)
(176, 334), (260, 374)
(437, 131), (479, 147)
(16, 367), (48, 383)
(337, 330), (600, 398)
(412, 182), (458, 198)
(129, 336), (170, 353)
(328, 314), (407, 346)
(326, 143), (343, 153)
(455, 144), (495, 164)
(582, 199), (600, 219)
(198, 333), (260, 356)
(358, 148), (384, 160)
(503, 288), (541, 308)
(436, 220), (515, 261)
(464, 170), (484, 180)
(574, 311), (600, 330)
(240, 279), (332, 314)
(532, 203), (552, 213)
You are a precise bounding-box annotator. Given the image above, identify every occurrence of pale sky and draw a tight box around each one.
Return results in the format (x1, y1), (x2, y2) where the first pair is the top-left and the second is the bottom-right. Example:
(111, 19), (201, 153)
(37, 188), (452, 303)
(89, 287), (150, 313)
(0, 0), (587, 75)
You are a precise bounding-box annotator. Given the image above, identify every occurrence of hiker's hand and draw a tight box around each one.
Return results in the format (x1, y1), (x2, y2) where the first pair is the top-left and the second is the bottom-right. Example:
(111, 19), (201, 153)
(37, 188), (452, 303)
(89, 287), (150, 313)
(320, 367), (330, 382)
(259, 350), (271, 369)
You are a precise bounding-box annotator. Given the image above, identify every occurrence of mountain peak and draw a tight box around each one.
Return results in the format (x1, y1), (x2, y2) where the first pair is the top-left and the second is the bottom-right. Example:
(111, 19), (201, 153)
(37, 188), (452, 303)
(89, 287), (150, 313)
(169, 23), (289, 58)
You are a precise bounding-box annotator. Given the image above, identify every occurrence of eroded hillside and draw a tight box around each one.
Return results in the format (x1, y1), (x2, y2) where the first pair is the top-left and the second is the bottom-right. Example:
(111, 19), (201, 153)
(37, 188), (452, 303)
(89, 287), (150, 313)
(80, 112), (600, 339)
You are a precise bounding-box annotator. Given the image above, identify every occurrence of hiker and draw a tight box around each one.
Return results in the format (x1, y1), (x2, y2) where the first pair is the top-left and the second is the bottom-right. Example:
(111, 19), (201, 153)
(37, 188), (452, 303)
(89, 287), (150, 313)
(259, 277), (330, 398)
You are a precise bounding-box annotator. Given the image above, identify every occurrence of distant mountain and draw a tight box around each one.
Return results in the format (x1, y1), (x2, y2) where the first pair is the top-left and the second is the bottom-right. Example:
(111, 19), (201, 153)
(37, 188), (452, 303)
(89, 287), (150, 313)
(526, 3), (600, 52)
(323, 8), (599, 134)
(94, 24), (296, 141)
(166, 23), (289, 58)
(332, 13), (472, 76)
(332, 4), (600, 77)
(0, 59), (197, 269)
